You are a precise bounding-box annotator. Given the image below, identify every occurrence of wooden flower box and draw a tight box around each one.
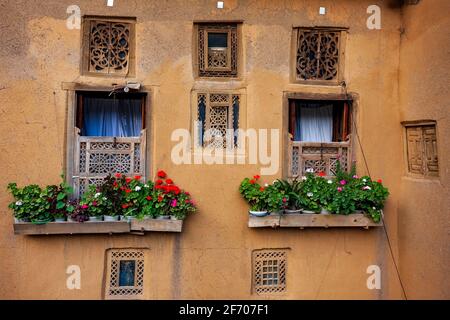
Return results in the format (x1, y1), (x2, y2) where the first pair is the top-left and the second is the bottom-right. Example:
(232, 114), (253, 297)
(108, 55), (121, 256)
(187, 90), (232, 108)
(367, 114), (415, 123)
(13, 221), (130, 235)
(248, 213), (382, 229)
(130, 218), (183, 233)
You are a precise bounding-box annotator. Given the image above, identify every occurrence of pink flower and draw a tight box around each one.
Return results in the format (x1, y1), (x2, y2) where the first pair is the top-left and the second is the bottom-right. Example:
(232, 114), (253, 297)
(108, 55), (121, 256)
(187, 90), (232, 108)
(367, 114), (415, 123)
(92, 201), (97, 206)
(282, 197), (287, 203)
(337, 187), (343, 192)
(170, 199), (177, 207)
(81, 204), (89, 209)
(352, 175), (359, 179)
(339, 180), (347, 186)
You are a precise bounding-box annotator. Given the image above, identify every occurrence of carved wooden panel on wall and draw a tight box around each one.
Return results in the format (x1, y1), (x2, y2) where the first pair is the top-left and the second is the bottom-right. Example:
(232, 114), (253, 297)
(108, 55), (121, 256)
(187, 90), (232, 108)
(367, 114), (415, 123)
(197, 93), (240, 148)
(405, 124), (439, 176)
(296, 28), (342, 81)
(252, 249), (287, 294)
(87, 20), (132, 75)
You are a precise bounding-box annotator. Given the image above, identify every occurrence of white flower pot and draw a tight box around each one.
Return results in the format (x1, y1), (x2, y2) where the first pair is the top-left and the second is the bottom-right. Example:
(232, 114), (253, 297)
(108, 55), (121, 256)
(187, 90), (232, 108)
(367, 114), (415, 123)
(320, 208), (330, 215)
(284, 209), (302, 214)
(88, 216), (103, 222)
(170, 216), (183, 221)
(302, 210), (315, 214)
(120, 216), (133, 222)
(54, 217), (67, 222)
(156, 215), (171, 220)
(249, 210), (268, 217)
(104, 215), (119, 221)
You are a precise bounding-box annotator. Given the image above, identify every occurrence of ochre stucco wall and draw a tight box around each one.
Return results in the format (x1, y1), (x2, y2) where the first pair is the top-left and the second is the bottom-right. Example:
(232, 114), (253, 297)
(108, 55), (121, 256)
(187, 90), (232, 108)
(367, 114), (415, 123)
(0, 0), (445, 299)
(397, 0), (450, 299)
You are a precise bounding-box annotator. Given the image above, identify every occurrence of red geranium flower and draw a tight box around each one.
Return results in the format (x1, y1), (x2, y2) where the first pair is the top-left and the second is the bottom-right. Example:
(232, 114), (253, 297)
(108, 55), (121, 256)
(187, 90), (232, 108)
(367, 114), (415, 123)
(158, 196), (163, 202)
(185, 191), (190, 195)
(249, 179), (256, 184)
(121, 204), (128, 209)
(185, 199), (190, 203)
(125, 177), (132, 183)
(146, 196), (152, 201)
(157, 170), (167, 178)
(125, 189), (132, 193)
(253, 175), (260, 180)
(166, 178), (173, 185)
(377, 179), (382, 184)
(134, 175), (141, 180)
(259, 187), (265, 192)
(318, 171), (326, 177)
(115, 173), (122, 178)
(156, 179), (163, 185)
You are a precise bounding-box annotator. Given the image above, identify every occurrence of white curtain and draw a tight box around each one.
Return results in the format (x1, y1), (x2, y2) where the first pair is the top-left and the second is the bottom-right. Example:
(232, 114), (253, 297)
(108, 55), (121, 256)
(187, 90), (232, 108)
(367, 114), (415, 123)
(295, 104), (333, 142)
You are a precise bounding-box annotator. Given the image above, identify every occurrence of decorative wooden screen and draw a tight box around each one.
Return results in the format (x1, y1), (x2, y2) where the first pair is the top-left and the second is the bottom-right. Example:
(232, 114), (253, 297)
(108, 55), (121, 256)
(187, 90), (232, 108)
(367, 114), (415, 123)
(405, 124), (439, 176)
(73, 128), (146, 196)
(84, 18), (134, 75)
(197, 23), (238, 77)
(105, 249), (145, 300)
(295, 28), (344, 81)
(289, 140), (351, 177)
(197, 93), (239, 148)
(253, 249), (287, 294)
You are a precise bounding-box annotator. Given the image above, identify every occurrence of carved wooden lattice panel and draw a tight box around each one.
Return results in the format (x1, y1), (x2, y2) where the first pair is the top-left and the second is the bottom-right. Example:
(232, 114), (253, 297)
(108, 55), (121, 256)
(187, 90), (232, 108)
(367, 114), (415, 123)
(296, 28), (341, 81)
(74, 129), (146, 196)
(253, 249), (287, 294)
(289, 141), (351, 177)
(105, 249), (146, 300)
(405, 124), (439, 176)
(198, 93), (239, 148)
(87, 20), (132, 75)
(197, 24), (238, 77)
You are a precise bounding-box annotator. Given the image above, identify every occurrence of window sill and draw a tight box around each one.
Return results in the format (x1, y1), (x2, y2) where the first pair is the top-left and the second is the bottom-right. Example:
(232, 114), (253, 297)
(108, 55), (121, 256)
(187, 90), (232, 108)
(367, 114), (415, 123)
(248, 213), (382, 229)
(13, 219), (183, 235)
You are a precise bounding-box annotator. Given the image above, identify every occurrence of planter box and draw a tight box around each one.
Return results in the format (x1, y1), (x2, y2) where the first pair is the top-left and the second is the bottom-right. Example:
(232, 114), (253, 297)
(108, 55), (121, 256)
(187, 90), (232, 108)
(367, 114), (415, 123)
(13, 221), (130, 235)
(130, 218), (183, 233)
(248, 213), (382, 229)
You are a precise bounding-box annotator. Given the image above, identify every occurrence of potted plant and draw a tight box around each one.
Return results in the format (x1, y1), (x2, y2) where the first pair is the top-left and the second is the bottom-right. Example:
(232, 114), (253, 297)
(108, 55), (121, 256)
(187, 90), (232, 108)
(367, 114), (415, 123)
(80, 185), (105, 222)
(273, 179), (303, 214)
(298, 172), (322, 214)
(239, 175), (284, 216)
(67, 200), (89, 222)
(7, 183), (40, 222)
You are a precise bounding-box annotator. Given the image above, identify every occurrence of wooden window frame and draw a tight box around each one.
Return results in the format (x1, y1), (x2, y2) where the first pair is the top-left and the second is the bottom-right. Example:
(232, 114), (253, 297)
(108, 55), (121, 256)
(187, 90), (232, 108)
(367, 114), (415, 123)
(81, 16), (136, 77)
(291, 26), (347, 85)
(194, 22), (241, 79)
(402, 120), (439, 178)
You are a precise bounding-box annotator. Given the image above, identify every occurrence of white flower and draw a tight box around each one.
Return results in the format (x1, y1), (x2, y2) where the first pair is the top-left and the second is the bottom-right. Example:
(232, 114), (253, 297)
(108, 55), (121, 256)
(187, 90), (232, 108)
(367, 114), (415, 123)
(102, 197), (107, 201)
(372, 207), (376, 210)
(301, 176), (307, 181)
(15, 201), (23, 206)
(306, 168), (314, 173)
(94, 192), (101, 198)
(307, 192), (313, 198)
(362, 178), (367, 183)
(135, 186), (141, 191)
(264, 183), (269, 187)
(327, 180), (333, 184)
(144, 184), (149, 188)
(363, 186), (371, 190)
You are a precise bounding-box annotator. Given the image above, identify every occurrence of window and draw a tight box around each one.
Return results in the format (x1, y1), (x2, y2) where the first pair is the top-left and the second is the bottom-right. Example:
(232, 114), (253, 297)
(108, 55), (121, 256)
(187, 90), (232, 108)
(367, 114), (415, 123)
(288, 99), (352, 176)
(252, 249), (287, 294)
(73, 91), (147, 196)
(197, 92), (240, 148)
(82, 17), (135, 76)
(403, 121), (439, 177)
(293, 27), (346, 83)
(195, 23), (239, 78)
(105, 249), (146, 299)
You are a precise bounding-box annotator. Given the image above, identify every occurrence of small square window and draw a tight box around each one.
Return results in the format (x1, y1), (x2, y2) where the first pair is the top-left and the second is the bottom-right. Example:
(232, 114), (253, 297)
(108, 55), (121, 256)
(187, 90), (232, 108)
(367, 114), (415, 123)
(403, 121), (439, 177)
(105, 249), (146, 300)
(196, 23), (239, 78)
(252, 249), (287, 295)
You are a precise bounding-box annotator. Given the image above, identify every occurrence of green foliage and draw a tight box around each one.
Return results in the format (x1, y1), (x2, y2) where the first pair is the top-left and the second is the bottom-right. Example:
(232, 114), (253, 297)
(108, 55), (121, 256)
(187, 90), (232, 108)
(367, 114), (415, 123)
(273, 179), (304, 210)
(239, 176), (285, 212)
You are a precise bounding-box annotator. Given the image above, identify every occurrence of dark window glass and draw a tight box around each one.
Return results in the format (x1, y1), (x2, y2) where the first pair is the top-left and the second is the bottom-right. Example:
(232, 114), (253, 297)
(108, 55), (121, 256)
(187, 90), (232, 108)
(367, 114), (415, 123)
(119, 260), (136, 287)
(208, 32), (228, 48)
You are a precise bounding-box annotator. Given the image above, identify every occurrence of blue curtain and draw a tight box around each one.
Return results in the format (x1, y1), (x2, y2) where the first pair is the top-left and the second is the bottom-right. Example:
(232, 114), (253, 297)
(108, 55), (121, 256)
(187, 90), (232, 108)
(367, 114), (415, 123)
(294, 103), (333, 142)
(82, 96), (142, 137)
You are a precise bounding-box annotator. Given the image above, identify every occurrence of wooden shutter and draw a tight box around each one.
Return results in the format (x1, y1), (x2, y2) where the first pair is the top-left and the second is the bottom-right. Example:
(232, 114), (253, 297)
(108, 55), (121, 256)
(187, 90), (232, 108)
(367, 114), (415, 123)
(405, 124), (439, 176)
(406, 126), (424, 174)
(423, 126), (439, 176)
